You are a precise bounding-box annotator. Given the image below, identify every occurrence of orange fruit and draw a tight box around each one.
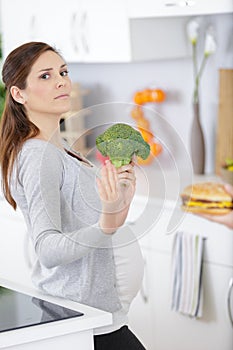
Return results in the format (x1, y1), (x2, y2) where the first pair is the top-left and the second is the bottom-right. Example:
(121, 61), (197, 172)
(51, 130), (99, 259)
(150, 142), (162, 156)
(133, 92), (144, 105)
(141, 89), (152, 103)
(133, 88), (166, 105)
(131, 106), (143, 120)
(136, 118), (150, 130)
(137, 153), (154, 166)
(136, 142), (162, 166)
(138, 128), (154, 142)
(151, 89), (166, 103)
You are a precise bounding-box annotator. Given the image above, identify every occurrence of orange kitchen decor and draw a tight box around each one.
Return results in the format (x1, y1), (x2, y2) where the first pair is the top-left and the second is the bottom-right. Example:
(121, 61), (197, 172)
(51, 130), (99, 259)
(133, 88), (166, 105)
(131, 87), (166, 165)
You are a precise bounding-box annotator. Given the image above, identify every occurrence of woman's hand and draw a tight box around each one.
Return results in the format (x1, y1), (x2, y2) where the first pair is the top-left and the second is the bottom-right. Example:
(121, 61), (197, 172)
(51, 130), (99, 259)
(196, 184), (233, 230)
(96, 160), (136, 234)
(117, 161), (136, 206)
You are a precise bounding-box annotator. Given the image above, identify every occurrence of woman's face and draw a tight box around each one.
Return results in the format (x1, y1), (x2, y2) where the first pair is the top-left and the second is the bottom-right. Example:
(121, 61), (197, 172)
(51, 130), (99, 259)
(22, 50), (72, 117)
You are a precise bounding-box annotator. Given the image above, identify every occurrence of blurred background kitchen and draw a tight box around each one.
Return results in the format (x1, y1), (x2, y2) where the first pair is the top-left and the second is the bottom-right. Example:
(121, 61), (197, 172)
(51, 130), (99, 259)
(0, 0), (232, 175)
(0, 1), (233, 350)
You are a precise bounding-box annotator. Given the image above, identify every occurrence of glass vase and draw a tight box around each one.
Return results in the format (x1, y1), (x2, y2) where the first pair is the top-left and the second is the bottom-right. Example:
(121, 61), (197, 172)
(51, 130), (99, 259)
(190, 102), (205, 174)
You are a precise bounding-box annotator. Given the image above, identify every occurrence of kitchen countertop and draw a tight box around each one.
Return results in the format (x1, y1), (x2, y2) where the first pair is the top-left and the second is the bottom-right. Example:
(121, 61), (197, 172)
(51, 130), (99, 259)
(134, 167), (221, 200)
(0, 277), (112, 349)
(0, 167), (222, 203)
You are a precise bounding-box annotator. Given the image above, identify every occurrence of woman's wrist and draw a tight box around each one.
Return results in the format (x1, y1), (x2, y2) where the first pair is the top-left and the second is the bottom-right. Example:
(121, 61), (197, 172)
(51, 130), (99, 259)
(99, 213), (117, 235)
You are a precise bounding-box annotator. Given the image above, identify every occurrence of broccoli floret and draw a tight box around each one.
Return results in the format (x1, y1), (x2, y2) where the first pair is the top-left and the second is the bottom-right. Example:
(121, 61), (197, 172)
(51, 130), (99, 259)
(96, 123), (150, 168)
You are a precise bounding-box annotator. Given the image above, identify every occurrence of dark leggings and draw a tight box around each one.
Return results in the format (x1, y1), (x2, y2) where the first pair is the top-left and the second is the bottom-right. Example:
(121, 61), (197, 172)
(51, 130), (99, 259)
(94, 325), (146, 350)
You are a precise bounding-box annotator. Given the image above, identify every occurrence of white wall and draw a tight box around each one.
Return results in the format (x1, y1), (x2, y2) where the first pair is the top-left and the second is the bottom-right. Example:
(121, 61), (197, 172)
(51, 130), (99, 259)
(69, 13), (233, 174)
(0, 1), (1, 31)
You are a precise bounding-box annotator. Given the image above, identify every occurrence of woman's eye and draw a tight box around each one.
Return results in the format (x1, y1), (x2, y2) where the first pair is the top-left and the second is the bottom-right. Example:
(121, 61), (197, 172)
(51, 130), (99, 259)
(40, 73), (50, 80)
(60, 70), (69, 77)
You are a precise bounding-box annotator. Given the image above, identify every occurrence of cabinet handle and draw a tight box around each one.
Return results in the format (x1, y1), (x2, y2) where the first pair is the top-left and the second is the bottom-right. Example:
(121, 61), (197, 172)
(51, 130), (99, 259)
(164, 1), (195, 7)
(227, 277), (233, 327)
(30, 15), (36, 40)
(71, 13), (79, 54)
(140, 258), (149, 303)
(81, 12), (89, 54)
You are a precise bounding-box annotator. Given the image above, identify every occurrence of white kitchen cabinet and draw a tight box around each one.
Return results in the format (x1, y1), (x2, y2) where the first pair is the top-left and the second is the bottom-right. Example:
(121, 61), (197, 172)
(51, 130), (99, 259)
(127, 252), (156, 349)
(0, 0), (40, 59)
(0, 199), (33, 288)
(0, 278), (112, 350)
(129, 251), (233, 350)
(126, 0), (233, 18)
(36, 0), (131, 62)
(0, 0), (131, 62)
(75, 0), (130, 63)
(127, 196), (233, 350)
(1, 329), (94, 350)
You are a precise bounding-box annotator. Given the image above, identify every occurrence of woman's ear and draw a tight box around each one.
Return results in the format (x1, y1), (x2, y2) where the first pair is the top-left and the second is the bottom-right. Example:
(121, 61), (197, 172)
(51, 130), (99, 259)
(10, 86), (26, 104)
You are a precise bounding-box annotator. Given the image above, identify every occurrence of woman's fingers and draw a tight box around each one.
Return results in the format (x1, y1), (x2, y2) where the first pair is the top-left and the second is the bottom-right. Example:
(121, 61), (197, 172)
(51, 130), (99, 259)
(117, 162), (135, 173)
(106, 160), (118, 194)
(117, 163), (136, 185)
(96, 160), (136, 218)
(101, 162), (112, 197)
(118, 170), (136, 181)
(194, 211), (233, 229)
(96, 177), (107, 199)
(97, 160), (119, 201)
(224, 183), (233, 197)
(97, 160), (136, 200)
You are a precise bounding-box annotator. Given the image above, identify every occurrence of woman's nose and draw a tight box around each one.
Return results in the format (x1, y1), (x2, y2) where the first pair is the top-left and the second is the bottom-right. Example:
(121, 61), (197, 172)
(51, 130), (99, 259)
(56, 81), (64, 88)
(56, 77), (65, 88)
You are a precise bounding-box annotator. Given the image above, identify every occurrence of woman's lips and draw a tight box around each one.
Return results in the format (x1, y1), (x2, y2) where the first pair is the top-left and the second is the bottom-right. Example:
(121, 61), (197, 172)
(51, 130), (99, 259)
(54, 94), (70, 100)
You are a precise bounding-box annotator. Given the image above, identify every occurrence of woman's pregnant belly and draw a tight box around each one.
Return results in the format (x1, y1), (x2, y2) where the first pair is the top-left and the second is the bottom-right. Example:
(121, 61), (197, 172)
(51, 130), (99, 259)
(113, 233), (144, 313)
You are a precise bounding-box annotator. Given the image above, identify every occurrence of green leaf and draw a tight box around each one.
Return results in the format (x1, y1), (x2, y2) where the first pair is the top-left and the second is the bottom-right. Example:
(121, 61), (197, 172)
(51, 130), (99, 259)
(0, 82), (6, 119)
(225, 158), (233, 167)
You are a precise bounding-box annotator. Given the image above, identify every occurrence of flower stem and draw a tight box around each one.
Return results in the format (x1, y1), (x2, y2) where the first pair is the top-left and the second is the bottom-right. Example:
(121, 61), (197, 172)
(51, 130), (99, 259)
(192, 42), (198, 80)
(193, 54), (208, 104)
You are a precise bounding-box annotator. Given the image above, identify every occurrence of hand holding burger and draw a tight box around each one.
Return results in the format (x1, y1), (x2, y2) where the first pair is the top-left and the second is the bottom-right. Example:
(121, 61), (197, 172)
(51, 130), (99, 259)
(181, 182), (233, 229)
(198, 183), (233, 229)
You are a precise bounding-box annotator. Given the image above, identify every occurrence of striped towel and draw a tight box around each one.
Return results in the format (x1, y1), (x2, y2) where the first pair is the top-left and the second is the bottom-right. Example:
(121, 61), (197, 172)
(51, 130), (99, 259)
(171, 231), (205, 318)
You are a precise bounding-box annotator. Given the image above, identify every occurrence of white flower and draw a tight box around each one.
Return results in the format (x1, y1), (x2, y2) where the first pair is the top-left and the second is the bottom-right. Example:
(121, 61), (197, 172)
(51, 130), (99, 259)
(187, 19), (199, 44)
(204, 32), (217, 57)
(187, 21), (217, 103)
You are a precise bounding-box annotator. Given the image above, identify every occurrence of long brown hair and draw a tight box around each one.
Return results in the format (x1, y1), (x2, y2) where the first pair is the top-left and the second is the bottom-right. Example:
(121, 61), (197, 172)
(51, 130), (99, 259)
(0, 42), (61, 209)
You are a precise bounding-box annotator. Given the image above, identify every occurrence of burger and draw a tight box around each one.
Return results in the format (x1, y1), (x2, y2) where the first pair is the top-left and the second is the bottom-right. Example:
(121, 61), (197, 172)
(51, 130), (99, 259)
(180, 182), (233, 215)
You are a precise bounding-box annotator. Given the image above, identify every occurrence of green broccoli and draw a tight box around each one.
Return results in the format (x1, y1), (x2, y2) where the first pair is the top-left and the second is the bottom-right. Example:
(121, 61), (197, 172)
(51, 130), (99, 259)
(96, 123), (150, 168)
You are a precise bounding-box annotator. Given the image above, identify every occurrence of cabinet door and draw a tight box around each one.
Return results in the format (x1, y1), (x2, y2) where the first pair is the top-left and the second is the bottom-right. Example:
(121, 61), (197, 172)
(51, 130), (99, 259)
(31, 0), (85, 62)
(83, 0), (131, 62)
(0, 0), (86, 62)
(53, 0), (86, 62)
(0, 0), (130, 63)
(128, 250), (155, 350)
(129, 249), (233, 350)
(0, 200), (33, 287)
(39, 0), (131, 62)
(126, 0), (233, 18)
(128, 196), (233, 266)
(0, 0), (40, 59)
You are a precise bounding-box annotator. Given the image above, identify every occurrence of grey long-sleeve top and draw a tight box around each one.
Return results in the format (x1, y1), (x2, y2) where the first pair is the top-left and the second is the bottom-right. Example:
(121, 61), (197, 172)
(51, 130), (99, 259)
(11, 139), (122, 315)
